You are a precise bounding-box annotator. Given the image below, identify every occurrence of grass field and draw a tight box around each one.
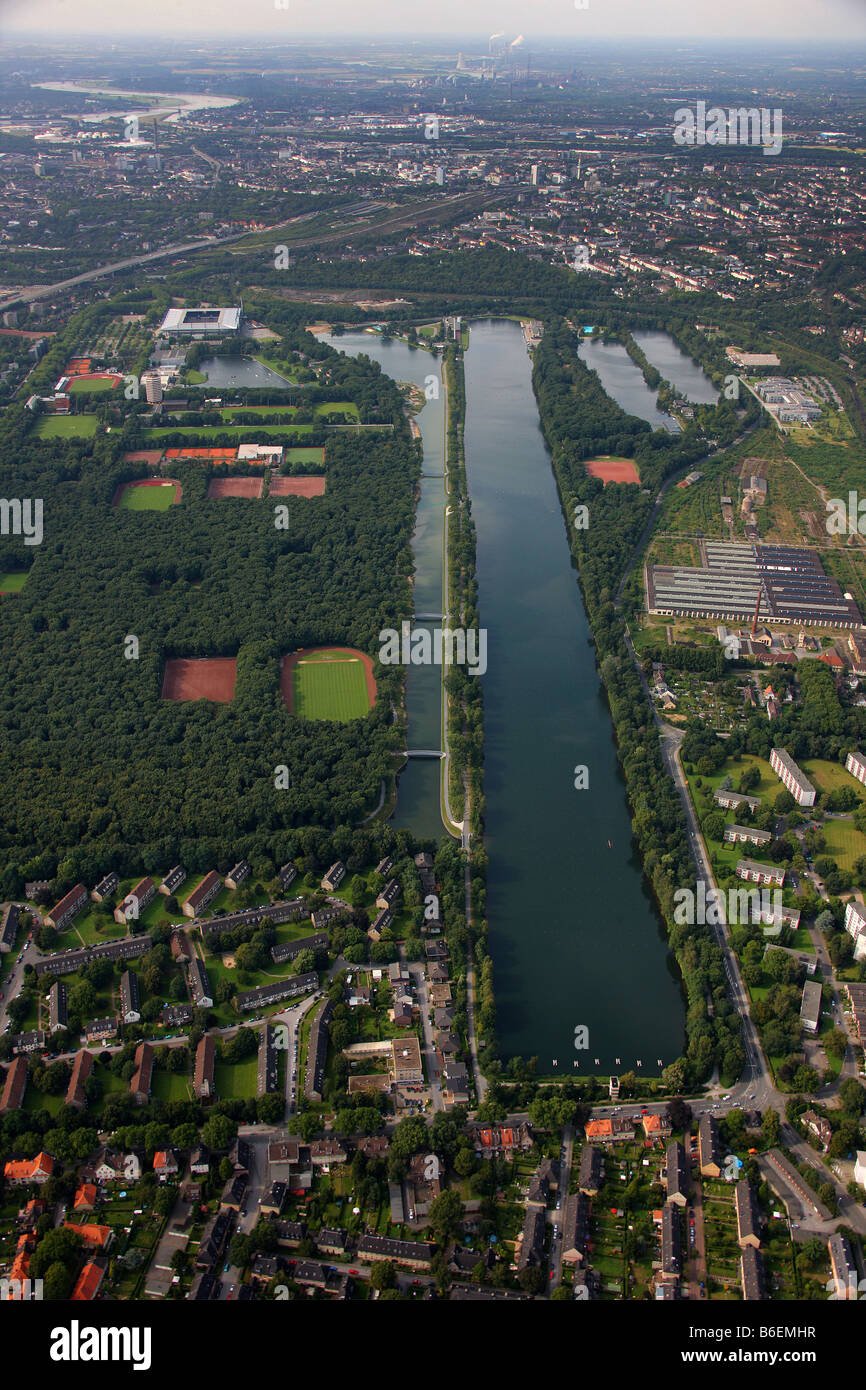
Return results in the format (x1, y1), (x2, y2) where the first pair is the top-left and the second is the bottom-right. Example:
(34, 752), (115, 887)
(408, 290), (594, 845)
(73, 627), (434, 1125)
(288, 649), (373, 720)
(286, 447), (326, 465)
(68, 376), (119, 394)
(144, 424), (313, 440)
(117, 481), (179, 511)
(35, 414), (98, 438)
(801, 758), (865, 800)
(820, 817), (866, 872)
(0, 572), (27, 593)
(214, 1057), (259, 1099)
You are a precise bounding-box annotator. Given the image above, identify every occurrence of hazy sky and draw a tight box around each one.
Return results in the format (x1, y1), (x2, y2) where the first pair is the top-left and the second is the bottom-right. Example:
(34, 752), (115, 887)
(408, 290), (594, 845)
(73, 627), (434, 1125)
(2, 0), (865, 42)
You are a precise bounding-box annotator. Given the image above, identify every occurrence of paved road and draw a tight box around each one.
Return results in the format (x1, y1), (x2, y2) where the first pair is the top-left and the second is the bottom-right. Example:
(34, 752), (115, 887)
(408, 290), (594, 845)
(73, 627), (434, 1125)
(405, 948), (444, 1113)
(0, 190), (505, 312)
(548, 1124), (573, 1293)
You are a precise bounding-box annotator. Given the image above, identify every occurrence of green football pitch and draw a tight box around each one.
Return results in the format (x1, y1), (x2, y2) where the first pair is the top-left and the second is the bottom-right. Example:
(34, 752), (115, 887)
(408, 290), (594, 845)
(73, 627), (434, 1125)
(118, 482), (178, 510)
(292, 653), (371, 720)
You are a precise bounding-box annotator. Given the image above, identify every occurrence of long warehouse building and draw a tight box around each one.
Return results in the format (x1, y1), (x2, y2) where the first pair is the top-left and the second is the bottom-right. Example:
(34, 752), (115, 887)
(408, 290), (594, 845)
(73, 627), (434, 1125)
(646, 541), (862, 628)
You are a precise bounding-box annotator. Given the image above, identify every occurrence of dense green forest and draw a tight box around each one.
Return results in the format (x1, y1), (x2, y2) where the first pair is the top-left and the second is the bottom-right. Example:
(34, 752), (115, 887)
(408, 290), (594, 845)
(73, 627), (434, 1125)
(0, 335), (422, 896)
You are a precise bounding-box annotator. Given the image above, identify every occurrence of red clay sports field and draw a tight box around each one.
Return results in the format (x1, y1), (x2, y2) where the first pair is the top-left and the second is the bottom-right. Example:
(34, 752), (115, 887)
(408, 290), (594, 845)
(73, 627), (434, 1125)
(161, 658), (237, 702)
(584, 457), (640, 485)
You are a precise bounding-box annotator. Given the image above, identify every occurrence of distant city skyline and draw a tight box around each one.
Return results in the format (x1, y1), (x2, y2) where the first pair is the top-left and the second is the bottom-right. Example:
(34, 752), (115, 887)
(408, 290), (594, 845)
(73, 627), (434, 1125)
(2, 0), (865, 42)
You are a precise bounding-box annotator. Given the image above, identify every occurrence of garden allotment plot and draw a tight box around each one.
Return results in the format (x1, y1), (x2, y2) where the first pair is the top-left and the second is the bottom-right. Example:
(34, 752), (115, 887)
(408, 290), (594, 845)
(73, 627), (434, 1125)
(282, 647), (375, 721)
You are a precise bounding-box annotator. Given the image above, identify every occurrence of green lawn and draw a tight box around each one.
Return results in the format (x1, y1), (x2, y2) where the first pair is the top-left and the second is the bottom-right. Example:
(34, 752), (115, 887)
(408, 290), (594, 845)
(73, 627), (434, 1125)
(117, 481), (178, 511)
(292, 651), (371, 721)
(35, 414), (98, 438)
(68, 376), (119, 394)
(286, 447), (326, 465)
(151, 1069), (193, 1102)
(820, 817), (866, 872)
(214, 1057), (258, 1100)
(801, 758), (865, 801)
(0, 572), (28, 593)
(144, 424), (313, 440)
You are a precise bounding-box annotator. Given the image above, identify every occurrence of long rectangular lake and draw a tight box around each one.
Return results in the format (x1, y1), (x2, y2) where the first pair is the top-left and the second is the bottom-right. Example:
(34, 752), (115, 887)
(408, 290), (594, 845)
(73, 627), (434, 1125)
(464, 319), (683, 1070)
(325, 321), (684, 1070)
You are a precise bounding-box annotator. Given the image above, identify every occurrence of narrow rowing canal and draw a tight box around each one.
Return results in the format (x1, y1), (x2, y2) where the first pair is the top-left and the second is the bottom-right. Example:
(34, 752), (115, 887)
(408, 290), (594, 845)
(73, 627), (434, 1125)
(326, 322), (684, 1070)
(321, 330), (447, 838)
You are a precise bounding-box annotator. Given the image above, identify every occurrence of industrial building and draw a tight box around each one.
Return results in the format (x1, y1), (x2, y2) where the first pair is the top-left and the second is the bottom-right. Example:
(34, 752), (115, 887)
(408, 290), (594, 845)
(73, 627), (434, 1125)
(646, 541), (862, 628)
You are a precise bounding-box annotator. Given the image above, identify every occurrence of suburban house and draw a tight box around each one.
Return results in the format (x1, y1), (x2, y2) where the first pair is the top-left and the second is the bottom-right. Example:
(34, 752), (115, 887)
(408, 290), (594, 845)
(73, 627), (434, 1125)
(311, 905), (351, 932)
(664, 1141), (688, 1206)
(130, 1042), (154, 1105)
(391, 1036), (423, 1085)
(71, 1261), (106, 1302)
(278, 862), (297, 891)
(258, 1025), (278, 1097)
(828, 1233), (858, 1299)
(201, 897), (309, 944)
(642, 1113), (672, 1142)
(800, 980), (823, 1034)
(660, 1205), (680, 1279)
(160, 865), (187, 896)
(91, 872), (119, 902)
(0, 902), (18, 953)
(183, 871), (222, 919)
(48, 980), (68, 1033)
(736, 859), (785, 888)
(578, 1145), (603, 1196)
(161, 1003), (192, 1027)
(844, 900), (866, 960)
(801, 1110), (833, 1152)
(305, 999), (332, 1103)
(469, 1123), (533, 1159)
(584, 1116), (634, 1144)
(153, 1149), (179, 1180)
(740, 1244), (767, 1300)
(356, 1235), (432, 1270)
(368, 907), (393, 942)
(119, 970), (141, 1024)
(85, 1017), (118, 1043)
(0, 1056), (28, 1114)
(714, 790), (761, 813)
(376, 879), (401, 911)
(225, 860), (250, 890)
(114, 876), (156, 925)
(194, 1035), (217, 1099)
(189, 957), (214, 1009)
(4, 1152), (54, 1184)
(698, 1115), (723, 1178)
(33, 933), (151, 979)
(724, 824), (772, 848)
(66, 1049), (94, 1109)
(735, 1178), (762, 1248)
(270, 931), (327, 965)
(846, 750), (866, 788)
(516, 1205), (546, 1271)
(45, 884), (87, 931)
(321, 861), (346, 892)
(560, 1192), (591, 1266)
(770, 747), (816, 807)
(233, 972), (317, 1013)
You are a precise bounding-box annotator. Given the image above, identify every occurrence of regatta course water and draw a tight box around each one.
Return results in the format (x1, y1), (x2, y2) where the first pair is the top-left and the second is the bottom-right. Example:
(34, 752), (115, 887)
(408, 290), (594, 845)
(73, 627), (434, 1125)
(327, 322), (684, 1070)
